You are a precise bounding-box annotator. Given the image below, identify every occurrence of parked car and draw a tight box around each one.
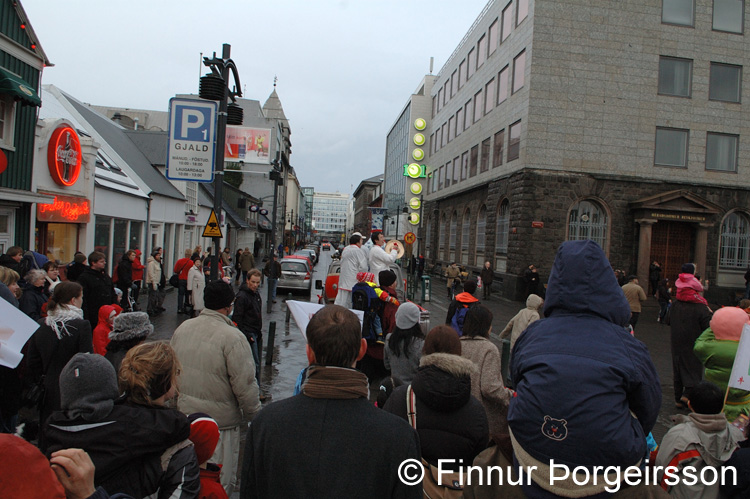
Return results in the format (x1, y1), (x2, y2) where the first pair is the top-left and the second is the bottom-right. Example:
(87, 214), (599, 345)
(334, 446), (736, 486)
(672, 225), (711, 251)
(278, 257), (313, 294)
(305, 244), (320, 261)
(295, 249), (317, 266)
(286, 253), (313, 269)
(319, 261), (407, 304)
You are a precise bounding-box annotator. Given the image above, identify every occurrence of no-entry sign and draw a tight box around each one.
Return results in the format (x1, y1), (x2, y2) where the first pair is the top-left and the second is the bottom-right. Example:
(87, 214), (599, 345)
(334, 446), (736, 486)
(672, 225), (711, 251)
(166, 98), (218, 182)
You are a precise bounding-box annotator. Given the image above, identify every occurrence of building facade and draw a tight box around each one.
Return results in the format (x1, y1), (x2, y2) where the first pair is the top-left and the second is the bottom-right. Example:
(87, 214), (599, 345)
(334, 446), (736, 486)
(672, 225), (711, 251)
(312, 191), (349, 242)
(352, 174), (383, 235)
(420, 0), (750, 303)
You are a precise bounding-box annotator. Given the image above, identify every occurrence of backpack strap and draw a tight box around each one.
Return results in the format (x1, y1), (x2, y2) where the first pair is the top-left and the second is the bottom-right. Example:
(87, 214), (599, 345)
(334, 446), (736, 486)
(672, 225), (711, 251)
(406, 384), (417, 429)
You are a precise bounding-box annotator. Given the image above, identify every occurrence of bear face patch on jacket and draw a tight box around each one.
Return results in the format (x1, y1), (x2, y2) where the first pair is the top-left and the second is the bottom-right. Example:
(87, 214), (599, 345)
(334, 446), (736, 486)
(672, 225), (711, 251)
(542, 416), (568, 441)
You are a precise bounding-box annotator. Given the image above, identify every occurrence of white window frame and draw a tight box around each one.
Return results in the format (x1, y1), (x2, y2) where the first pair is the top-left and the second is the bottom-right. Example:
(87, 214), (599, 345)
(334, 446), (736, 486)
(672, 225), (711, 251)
(0, 95), (17, 151)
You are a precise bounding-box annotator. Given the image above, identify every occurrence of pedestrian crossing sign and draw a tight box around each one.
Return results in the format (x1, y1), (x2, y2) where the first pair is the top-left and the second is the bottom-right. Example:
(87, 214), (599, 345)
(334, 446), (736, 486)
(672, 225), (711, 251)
(202, 210), (223, 238)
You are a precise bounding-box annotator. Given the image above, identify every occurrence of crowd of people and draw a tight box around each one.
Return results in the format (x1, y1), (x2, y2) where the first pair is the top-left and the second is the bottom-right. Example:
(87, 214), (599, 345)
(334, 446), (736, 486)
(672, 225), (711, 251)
(1, 236), (750, 498)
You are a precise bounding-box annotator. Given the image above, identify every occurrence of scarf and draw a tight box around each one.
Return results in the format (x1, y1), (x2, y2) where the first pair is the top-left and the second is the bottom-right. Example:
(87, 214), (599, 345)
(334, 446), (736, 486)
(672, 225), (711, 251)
(45, 304), (84, 340)
(302, 365), (369, 400)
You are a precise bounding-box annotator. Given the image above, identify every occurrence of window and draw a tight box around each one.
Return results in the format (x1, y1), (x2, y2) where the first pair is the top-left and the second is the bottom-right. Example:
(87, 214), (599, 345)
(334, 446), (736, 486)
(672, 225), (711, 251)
(441, 122), (448, 148)
(658, 57), (692, 97)
(477, 35), (488, 69)
(443, 81), (449, 106)
(512, 50), (526, 94)
(450, 212), (457, 261)
(437, 87), (443, 112)
(453, 157), (460, 183)
(502, 3), (513, 41)
(481, 138), (491, 173)
(493, 130), (505, 167)
(461, 209), (471, 265)
(461, 152), (469, 180)
(0, 96), (16, 150)
(464, 99), (473, 130)
(440, 214), (447, 258)
(445, 161), (452, 188)
(508, 121), (521, 161)
(518, 0), (529, 24)
(706, 132), (738, 172)
(438, 165), (444, 190)
(451, 70), (458, 98)
(663, 0), (695, 26)
(435, 127), (442, 152)
(496, 200), (510, 254)
(456, 108), (464, 136)
(709, 63), (741, 103)
(473, 90), (483, 123)
(448, 116), (455, 142)
(485, 78), (496, 114)
(488, 19), (499, 55)
(432, 96), (437, 118)
(568, 199), (608, 248)
(720, 212), (750, 268)
(476, 206), (487, 259)
(470, 145), (479, 177)
(426, 216), (433, 258)
(468, 47), (476, 79)
(654, 127), (688, 167)
(459, 59), (467, 88)
(430, 133), (435, 154)
(497, 66), (509, 104)
(713, 0), (744, 33)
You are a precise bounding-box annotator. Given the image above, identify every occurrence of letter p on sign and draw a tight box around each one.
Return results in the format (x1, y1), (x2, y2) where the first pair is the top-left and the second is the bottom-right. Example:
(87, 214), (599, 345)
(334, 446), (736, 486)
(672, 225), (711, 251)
(180, 109), (204, 139)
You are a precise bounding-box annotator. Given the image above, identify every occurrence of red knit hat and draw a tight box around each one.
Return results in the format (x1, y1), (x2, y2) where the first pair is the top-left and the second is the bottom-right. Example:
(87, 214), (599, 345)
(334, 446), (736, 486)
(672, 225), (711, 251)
(356, 272), (375, 283)
(188, 413), (220, 465)
(0, 434), (66, 498)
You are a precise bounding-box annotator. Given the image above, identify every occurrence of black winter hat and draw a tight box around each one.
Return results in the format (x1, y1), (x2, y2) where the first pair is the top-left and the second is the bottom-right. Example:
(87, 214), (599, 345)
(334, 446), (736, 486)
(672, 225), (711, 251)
(204, 280), (235, 310)
(379, 270), (397, 288)
(59, 353), (119, 421)
(681, 263), (695, 274)
(463, 279), (478, 294)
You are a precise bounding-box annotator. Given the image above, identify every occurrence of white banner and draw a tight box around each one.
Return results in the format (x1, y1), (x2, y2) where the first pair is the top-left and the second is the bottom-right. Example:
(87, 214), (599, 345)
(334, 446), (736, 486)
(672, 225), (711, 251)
(286, 301), (364, 341)
(729, 324), (750, 390)
(0, 296), (41, 368)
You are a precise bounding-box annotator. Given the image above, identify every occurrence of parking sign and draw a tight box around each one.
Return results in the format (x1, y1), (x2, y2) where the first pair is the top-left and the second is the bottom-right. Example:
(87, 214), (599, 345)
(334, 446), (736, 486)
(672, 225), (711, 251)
(166, 98), (218, 182)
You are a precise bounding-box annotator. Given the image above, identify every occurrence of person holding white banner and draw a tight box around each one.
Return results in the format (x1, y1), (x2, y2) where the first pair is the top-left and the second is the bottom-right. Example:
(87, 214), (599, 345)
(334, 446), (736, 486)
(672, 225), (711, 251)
(695, 307), (750, 421)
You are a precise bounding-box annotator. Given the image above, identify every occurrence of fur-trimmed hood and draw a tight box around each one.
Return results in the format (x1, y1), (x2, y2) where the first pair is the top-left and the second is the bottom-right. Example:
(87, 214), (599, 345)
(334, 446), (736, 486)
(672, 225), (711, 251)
(413, 353), (476, 413)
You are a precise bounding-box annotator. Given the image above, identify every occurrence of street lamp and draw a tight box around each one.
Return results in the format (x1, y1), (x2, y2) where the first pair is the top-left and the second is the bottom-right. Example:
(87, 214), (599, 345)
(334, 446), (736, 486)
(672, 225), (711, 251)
(200, 43), (242, 281)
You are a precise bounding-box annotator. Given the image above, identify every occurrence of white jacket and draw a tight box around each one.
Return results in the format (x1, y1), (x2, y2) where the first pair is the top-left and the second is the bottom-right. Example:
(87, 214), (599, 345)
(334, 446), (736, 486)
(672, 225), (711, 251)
(187, 266), (205, 311)
(369, 244), (397, 285)
(338, 244), (369, 292)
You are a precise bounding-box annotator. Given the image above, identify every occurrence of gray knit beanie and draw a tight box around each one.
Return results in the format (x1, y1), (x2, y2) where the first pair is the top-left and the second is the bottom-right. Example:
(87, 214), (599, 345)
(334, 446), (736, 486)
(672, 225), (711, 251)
(59, 353), (119, 421)
(109, 312), (153, 342)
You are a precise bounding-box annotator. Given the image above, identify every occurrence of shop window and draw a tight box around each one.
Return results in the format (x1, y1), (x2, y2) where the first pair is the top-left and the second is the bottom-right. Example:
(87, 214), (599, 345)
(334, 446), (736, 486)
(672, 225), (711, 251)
(43, 223), (79, 264)
(449, 212), (457, 262)
(713, 0), (744, 33)
(94, 216), (111, 264)
(130, 221), (143, 253)
(0, 96), (16, 150)
(461, 209), (471, 265)
(654, 127), (688, 167)
(663, 0), (695, 26)
(720, 211), (750, 268)
(567, 199), (608, 249)
(658, 57), (692, 97)
(706, 132), (739, 172)
(496, 199), (510, 254)
(476, 205), (487, 260)
(709, 63), (741, 103)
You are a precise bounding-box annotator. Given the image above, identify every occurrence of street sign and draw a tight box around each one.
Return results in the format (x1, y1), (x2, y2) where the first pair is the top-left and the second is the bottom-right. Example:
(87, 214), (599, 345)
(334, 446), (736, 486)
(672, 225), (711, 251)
(404, 232), (416, 244)
(166, 97), (218, 182)
(202, 209), (223, 238)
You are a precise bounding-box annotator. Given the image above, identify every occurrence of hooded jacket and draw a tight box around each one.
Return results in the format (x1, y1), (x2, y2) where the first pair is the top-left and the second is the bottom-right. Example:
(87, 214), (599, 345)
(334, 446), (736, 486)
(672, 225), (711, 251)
(384, 353), (488, 467)
(131, 250), (145, 281)
(445, 292), (480, 326)
(93, 305), (119, 356)
(508, 241), (661, 492)
(655, 412), (743, 499)
(499, 294), (543, 351)
(234, 281), (262, 339)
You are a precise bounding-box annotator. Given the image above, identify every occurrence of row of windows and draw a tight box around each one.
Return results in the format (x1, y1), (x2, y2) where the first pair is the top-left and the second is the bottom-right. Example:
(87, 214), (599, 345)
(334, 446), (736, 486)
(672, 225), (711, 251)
(659, 57), (742, 102)
(428, 121), (521, 193)
(655, 127), (739, 172)
(663, 0), (744, 34)
(430, 50), (526, 155)
(432, 0), (529, 118)
(426, 198), (607, 265)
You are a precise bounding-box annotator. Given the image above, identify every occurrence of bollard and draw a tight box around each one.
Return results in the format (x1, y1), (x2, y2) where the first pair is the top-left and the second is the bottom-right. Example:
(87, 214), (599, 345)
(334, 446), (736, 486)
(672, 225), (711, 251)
(265, 321), (276, 366)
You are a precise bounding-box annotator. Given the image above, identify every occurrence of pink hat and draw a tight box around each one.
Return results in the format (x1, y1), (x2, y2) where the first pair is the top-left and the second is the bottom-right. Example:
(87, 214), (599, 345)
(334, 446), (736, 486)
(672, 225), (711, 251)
(710, 307), (750, 341)
(356, 272), (375, 283)
(675, 273), (703, 291)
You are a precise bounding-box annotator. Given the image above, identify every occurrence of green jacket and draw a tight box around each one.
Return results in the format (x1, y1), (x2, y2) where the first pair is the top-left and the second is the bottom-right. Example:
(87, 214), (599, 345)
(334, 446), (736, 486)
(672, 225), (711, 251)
(694, 328), (750, 422)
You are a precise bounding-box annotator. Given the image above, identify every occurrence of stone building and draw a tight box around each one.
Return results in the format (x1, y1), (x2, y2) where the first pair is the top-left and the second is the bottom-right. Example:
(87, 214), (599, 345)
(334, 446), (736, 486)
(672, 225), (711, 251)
(420, 0), (750, 303)
(352, 174), (383, 234)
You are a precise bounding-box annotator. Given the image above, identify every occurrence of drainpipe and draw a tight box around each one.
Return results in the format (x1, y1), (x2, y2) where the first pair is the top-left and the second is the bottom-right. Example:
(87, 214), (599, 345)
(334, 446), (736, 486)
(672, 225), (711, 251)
(144, 196), (152, 260)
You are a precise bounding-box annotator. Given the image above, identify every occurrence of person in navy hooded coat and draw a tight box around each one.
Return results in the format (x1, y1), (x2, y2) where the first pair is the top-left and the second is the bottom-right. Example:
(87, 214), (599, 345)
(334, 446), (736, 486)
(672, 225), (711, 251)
(508, 240), (661, 498)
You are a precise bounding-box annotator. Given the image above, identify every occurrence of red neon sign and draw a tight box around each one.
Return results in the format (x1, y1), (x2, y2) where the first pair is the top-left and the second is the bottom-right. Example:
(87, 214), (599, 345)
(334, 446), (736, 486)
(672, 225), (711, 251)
(47, 126), (82, 186)
(37, 194), (91, 223)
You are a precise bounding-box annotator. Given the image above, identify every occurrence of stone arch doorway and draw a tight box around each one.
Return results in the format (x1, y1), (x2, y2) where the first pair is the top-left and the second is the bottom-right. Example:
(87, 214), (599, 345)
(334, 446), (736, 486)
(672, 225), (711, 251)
(649, 221), (694, 286)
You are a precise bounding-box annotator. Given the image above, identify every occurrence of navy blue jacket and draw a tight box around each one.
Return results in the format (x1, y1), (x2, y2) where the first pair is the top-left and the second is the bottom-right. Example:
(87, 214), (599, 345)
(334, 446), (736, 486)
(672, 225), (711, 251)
(508, 240), (661, 469)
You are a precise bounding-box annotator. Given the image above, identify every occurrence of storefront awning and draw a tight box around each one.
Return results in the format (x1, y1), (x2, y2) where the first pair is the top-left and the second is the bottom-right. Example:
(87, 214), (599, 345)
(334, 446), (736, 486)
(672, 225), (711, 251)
(259, 214), (272, 233)
(0, 67), (41, 107)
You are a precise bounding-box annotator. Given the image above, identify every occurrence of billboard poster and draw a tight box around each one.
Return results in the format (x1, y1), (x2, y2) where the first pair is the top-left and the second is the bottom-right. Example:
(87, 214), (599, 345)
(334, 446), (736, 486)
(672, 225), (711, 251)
(369, 207), (388, 231)
(225, 126), (271, 164)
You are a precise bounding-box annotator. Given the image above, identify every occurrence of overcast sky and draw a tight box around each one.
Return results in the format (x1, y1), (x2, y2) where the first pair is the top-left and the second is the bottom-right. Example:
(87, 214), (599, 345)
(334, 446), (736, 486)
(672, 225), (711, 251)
(24, 0), (490, 194)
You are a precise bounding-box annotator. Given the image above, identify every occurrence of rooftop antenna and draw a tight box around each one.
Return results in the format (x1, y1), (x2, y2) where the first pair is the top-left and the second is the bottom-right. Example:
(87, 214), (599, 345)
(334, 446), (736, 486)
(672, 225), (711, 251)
(199, 52), (203, 78)
(429, 57), (434, 74)
(274, 75), (278, 88)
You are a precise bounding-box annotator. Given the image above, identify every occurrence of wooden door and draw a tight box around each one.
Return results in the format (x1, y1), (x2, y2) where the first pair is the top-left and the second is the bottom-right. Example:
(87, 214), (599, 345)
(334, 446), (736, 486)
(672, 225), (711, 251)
(650, 221), (694, 286)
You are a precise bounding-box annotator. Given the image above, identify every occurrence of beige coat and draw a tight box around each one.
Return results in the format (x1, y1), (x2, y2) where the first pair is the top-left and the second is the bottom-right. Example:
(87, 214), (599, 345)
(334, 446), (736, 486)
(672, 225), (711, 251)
(186, 266), (205, 311)
(445, 265), (461, 288)
(499, 294), (543, 351)
(460, 336), (511, 439)
(171, 308), (261, 429)
(622, 281), (647, 313)
(239, 251), (255, 272)
(145, 256), (162, 289)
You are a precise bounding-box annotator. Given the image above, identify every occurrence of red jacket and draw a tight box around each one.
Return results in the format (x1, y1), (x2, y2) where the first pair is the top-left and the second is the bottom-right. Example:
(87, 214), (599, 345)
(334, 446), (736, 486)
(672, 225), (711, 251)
(199, 464), (228, 499)
(132, 250), (145, 281)
(92, 304), (122, 355)
(174, 258), (193, 280)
